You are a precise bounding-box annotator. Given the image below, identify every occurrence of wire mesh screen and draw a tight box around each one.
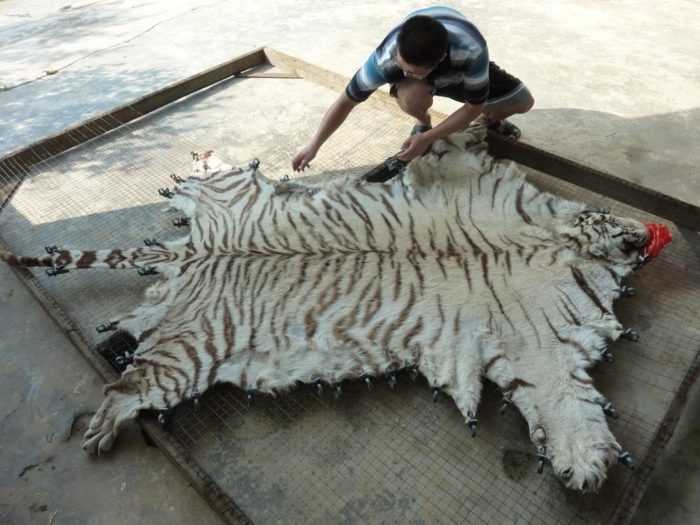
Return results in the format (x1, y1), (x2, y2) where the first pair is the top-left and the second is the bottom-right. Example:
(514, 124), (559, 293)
(0, 69), (698, 525)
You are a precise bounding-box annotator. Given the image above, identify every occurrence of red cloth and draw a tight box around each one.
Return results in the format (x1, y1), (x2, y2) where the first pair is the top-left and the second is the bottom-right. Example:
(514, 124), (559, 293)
(643, 223), (673, 258)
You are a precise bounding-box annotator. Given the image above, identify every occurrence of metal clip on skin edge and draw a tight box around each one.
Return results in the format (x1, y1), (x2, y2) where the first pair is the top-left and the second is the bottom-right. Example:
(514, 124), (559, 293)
(245, 389), (255, 406)
(137, 266), (159, 277)
(170, 174), (185, 184)
(499, 395), (514, 415)
(602, 401), (620, 419)
(46, 265), (68, 277)
(143, 238), (157, 247)
(620, 329), (639, 342)
(44, 245), (59, 255)
(386, 370), (398, 391)
(249, 158), (260, 170)
(191, 388), (201, 412)
(618, 451), (636, 469)
(156, 402), (171, 427)
(466, 411), (478, 438)
(312, 378), (324, 397)
(114, 352), (133, 366)
(158, 188), (173, 199)
(599, 346), (615, 363)
(96, 321), (119, 333)
(536, 446), (548, 474)
(172, 217), (190, 228)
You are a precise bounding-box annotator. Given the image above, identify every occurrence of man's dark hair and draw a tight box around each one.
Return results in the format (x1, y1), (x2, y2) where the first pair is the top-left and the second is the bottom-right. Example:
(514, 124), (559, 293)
(397, 15), (449, 67)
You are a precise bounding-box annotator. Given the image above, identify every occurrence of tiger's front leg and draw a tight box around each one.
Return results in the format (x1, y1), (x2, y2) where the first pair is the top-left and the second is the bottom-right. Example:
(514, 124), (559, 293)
(83, 364), (181, 454)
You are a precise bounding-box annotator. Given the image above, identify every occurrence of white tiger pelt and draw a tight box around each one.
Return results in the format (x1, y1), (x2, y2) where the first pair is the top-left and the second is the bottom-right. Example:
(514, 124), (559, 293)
(0, 126), (660, 491)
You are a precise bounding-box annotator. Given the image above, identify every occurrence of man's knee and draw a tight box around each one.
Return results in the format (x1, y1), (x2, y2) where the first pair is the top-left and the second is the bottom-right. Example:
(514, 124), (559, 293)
(520, 91), (535, 113)
(395, 79), (434, 115)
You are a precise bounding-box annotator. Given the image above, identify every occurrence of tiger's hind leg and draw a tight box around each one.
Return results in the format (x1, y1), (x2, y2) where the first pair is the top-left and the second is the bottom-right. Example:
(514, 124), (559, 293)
(83, 362), (185, 454)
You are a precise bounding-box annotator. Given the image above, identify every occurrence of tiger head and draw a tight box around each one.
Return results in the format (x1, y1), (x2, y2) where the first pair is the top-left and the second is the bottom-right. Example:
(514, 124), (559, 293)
(559, 211), (650, 266)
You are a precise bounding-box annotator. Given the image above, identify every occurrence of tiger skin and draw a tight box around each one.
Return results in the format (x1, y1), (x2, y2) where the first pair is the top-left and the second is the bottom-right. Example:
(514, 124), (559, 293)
(0, 126), (657, 491)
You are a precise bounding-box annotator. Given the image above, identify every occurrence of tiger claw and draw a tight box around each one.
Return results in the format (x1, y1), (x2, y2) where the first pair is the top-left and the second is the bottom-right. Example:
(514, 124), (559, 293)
(432, 387), (441, 403)
(192, 388), (201, 412)
(361, 373), (373, 391)
(407, 365), (420, 381)
(312, 378), (324, 396)
(114, 352), (133, 366)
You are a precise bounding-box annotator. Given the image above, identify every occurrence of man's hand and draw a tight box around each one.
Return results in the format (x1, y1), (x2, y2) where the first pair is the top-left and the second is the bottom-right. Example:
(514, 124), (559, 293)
(397, 133), (431, 162)
(292, 144), (318, 172)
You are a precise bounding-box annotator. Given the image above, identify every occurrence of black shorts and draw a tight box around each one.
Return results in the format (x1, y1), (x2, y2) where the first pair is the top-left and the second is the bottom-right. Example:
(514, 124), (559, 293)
(389, 61), (524, 104)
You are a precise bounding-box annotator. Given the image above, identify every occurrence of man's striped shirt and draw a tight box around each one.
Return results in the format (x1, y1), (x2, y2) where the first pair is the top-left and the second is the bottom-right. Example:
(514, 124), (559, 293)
(346, 6), (489, 104)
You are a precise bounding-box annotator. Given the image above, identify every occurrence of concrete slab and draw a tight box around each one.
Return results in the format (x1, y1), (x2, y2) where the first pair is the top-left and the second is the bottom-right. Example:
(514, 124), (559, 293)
(0, 1), (698, 204)
(0, 263), (222, 525)
(0, 1), (698, 523)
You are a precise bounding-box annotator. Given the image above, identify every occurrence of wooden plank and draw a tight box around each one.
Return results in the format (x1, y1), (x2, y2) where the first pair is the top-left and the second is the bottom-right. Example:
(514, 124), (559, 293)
(486, 132), (700, 230)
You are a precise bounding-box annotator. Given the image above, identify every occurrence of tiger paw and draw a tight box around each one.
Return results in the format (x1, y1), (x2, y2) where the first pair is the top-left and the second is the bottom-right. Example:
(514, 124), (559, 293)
(82, 376), (149, 455)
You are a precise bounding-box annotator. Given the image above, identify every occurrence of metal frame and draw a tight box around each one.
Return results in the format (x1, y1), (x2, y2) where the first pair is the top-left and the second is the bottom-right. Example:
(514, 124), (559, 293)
(1, 47), (698, 524)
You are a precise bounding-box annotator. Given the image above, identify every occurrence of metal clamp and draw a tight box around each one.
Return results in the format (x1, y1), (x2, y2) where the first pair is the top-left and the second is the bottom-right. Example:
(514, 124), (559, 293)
(617, 451), (635, 469)
(44, 245), (59, 255)
(157, 402), (172, 427)
(170, 174), (185, 184)
(536, 446), (548, 474)
(46, 265), (68, 277)
(172, 217), (190, 228)
(114, 351), (133, 366)
(602, 401), (620, 419)
(137, 266), (159, 276)
(386, 369), (398, 391)
(143, 238), (157, 247)
(620, 328), (639, 342)
(158, 188), (173, 199)
(96, 321), (119, 333)
(466, 411), (478, 438)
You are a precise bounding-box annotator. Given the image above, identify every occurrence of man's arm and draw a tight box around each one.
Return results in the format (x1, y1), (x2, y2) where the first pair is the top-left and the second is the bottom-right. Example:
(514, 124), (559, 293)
(397, 101), (485, 161)
(292, 92), (360, 172)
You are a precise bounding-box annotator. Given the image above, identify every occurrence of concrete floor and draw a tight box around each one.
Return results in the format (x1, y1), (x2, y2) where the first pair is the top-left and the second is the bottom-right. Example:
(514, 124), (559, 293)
(0, 1), (698, 523)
